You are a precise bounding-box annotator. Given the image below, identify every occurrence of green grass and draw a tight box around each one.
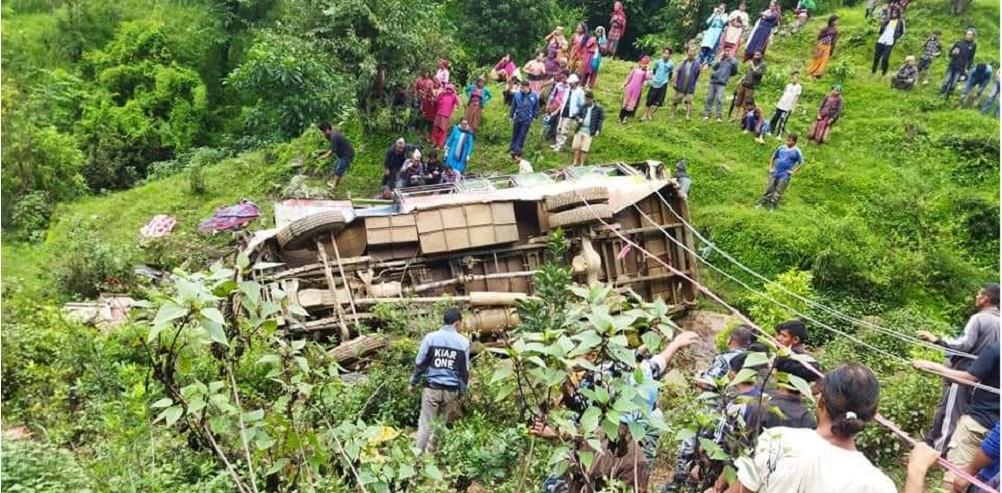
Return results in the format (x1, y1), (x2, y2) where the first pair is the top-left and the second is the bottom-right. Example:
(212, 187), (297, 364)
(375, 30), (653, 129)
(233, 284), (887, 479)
(5, 0), (998, 316)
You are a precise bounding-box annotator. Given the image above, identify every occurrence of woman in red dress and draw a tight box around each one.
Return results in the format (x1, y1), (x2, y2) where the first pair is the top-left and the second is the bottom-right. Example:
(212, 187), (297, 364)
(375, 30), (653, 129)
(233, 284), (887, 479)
(607, 2), (627, 57)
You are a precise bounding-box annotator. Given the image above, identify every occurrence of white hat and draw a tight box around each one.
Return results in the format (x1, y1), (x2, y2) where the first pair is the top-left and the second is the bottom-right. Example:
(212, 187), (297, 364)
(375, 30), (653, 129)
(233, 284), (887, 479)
(568, 74), (580, 85)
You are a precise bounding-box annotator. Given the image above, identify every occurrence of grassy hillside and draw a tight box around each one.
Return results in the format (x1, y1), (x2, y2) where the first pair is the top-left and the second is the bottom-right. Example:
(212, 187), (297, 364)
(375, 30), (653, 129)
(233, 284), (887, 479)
(7, 0), (998, 320)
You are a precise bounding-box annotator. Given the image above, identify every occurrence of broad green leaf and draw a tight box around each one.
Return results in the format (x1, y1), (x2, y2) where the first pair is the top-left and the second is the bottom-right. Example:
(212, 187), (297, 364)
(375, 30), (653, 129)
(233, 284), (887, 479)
(490, 360), (514, 383)
(255, 430), (276, 449)
(188, 398), (206, 414)
(600, 416), (620, 441)
(732, 368), (759, 385)
(257, 354), (281, 365)
(580, 406), (601, 432)
(398, 463), (415, 480)
(422, 464), (443, 481)
(152, 301), (188, 333)
(242, 409), (265, 422)
(201, 307), (226, 325)
(641, 331), (663, 353)
(675, 428), (696, 442)
(151, 397), (174, 409)
(579, 450), (595, 471)
(156, 405), (184, 427)
(743, 351), (770, 368)
(237, 252), (250, 272)
(201, 319), (229, 346)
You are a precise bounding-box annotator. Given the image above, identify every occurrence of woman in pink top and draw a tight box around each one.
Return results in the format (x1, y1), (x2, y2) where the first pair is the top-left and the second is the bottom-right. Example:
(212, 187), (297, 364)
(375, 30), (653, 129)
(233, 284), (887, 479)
(720, 17), (745, 57)
(619, 56), (651, 123)
(431, 84), (458, 148)
(435, 59), (451, 85)
(492, 54), (516, 82)
(523, 51), (547, 94)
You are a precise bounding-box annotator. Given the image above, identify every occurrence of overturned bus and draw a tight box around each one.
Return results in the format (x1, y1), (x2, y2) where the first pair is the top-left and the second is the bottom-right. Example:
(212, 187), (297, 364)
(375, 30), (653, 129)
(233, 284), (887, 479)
(244, 161), (699, 354)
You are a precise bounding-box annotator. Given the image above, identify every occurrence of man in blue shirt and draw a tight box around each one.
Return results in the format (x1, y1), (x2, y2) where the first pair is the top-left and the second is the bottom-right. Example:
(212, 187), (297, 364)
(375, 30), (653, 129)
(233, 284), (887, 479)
(409, 307), (470, 453)
(509, 80), (539, 154)
(756, 132), (804, 210)
(642, 47), (675, 121)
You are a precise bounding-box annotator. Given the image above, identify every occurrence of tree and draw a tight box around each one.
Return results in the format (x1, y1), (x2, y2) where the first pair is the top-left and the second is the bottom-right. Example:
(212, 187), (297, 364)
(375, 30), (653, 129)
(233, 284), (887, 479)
(450, 0), (566, 65)
(77, 20), (209, 190)
(227, 31), (353, 140)
(279, 0), (458, 118)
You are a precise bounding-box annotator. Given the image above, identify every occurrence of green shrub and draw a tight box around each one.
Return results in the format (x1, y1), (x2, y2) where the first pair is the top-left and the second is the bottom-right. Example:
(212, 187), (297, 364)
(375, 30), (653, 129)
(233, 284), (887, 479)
(54, 217), (137, 298)
(856, 370), (941, 468)
(1, 440), (95, 493)
(10, 191), (54, 242)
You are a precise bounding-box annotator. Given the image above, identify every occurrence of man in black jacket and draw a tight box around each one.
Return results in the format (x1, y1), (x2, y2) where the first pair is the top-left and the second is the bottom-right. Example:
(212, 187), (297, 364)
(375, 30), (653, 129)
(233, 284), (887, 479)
(942, 28), (978, 98)
(571, 91), (604, 166)
(871, 10), (905, 75)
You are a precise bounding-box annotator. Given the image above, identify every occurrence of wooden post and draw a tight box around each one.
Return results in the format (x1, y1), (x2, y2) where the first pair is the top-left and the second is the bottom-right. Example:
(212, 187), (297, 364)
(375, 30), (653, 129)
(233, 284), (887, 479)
(330, 231), (360, 324)
(317, 241), (351, 342)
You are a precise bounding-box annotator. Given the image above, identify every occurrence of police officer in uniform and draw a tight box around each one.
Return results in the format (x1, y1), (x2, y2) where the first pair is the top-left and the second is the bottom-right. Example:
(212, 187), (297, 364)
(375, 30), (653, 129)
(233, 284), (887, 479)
(408, 307), (470, 452)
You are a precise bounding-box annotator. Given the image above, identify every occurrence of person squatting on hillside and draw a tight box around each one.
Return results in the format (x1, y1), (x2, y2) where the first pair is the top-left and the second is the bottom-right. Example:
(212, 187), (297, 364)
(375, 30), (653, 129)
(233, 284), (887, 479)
(606, 2), (627, 57)
(871, 10), (905, 76)
(571, 90), (604, 166)
(959, 63), (995, 108)
(917, 31), (942, 85)
(941, 28), (977, 98)
(382, 138), (418, 195)
(409, 308), (470, 453)
(916, 283), (999, 454)
(740, 99), (769, 144)
(729, 51), (766, 121)
(509, 80), (539, 154)
(743, 0), (781, 62)
(722, 363), (897, 493)
(670, 48), (702, 120)
(806, 16), (839, 79)
(703, 51), (739, 122)
(913, 340), (1000, 492)
(642, 48), (675, 121)
(807, 85), (843, 144)
(891, 56), (919, 90)
(620, 56), (652, 123)
(757, 133), (804, 210)
(769, 71), (802, 140)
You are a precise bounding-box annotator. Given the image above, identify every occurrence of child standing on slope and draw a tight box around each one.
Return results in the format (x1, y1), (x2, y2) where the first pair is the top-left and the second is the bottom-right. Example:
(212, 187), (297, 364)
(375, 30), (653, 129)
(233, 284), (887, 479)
(770, 71), (803, 140)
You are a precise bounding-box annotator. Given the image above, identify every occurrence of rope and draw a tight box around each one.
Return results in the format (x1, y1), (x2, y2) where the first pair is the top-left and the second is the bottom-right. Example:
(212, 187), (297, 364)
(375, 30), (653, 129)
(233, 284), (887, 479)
(651, 188), (980, 361)
(570, 188), (999, 493)
(631, 203), (1001, 396)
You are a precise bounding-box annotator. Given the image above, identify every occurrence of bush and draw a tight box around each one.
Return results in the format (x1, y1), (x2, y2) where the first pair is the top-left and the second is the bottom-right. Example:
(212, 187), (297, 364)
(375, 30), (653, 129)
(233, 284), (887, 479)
(1, 440), (95, 493)
(855, 370), (941, 468)
(10, 191), (54, 242)
(54, 217), (137, 298)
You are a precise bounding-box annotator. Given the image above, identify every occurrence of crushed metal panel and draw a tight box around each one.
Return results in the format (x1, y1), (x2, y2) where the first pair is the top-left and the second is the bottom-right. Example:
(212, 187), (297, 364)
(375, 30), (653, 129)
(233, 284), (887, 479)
(416, 202), (519, 254)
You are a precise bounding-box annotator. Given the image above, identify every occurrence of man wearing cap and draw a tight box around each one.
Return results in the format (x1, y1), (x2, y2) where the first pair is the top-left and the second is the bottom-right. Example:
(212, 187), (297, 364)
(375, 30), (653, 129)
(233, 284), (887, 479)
(509, 79), (540, 154)
(409, 308), (471, 453)
(552, 74), (585, 152)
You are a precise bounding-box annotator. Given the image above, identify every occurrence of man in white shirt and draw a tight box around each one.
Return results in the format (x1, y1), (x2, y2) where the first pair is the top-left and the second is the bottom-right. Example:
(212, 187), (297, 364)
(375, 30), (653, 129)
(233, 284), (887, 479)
(871, 10), (905, 75)
(769, 71), (802, 140)
(552, 74), (585, 152)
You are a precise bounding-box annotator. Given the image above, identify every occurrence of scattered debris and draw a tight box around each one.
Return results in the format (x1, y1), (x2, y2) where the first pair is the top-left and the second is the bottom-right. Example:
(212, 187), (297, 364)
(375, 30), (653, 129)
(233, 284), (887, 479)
(64, 295), (137, 329)
(197, 200), (261, 234)
(139, 214), (177, 240)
